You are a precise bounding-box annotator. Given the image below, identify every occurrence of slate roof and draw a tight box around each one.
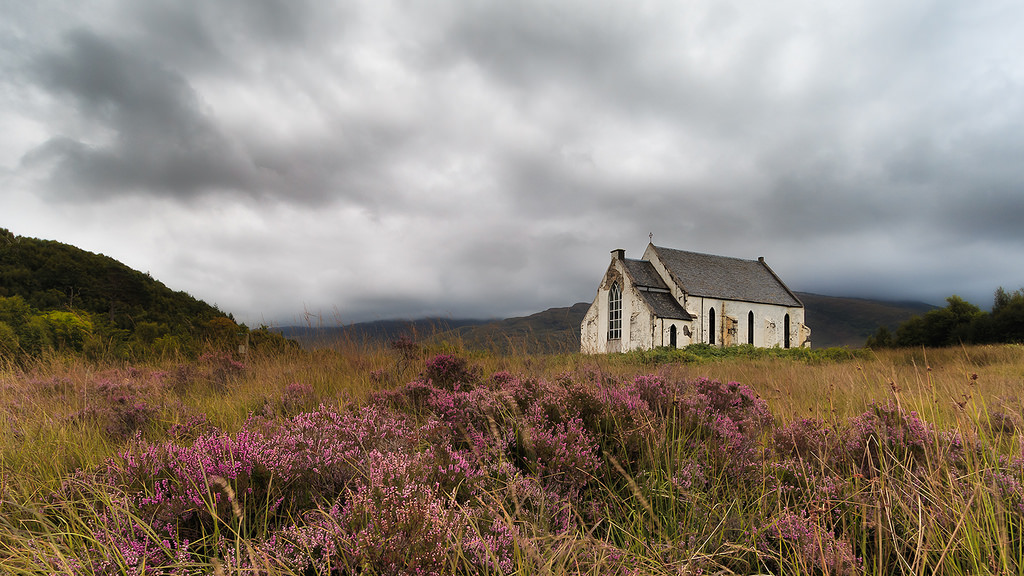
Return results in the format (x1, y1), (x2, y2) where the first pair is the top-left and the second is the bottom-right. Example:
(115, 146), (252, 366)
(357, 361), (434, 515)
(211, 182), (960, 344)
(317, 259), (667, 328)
(649, 245), (803, 308)
(637, 291), (693, 320)
(623, 259), (669, 290)
(622, 258), (693, 320)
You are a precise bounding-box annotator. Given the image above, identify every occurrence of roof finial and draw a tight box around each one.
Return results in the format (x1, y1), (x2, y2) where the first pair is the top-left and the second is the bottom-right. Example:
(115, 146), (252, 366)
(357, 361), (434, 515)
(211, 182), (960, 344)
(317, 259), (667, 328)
(649, 232), (653, 243)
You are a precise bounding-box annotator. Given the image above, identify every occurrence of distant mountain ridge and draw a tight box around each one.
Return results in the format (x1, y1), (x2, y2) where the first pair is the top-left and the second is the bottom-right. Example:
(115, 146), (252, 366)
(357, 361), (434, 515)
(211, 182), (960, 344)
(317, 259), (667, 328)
(278, 293), (935, 351)
(796, 292), (936, 348)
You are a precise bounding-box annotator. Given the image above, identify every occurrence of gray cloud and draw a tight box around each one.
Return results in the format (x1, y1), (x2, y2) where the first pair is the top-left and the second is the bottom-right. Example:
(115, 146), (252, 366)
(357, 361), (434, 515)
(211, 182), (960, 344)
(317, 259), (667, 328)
(4, 0), (1024, 324)
(25, 29), (256, 199)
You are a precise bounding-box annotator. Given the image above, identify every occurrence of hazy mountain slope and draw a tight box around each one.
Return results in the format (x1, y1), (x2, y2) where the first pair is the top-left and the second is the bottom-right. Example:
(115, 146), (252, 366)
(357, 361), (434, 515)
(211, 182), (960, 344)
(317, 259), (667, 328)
(796, 292), (936, 348)
(276, 318), (492, 349)
(455, 303), (591, 354)
(283, 294), (935, 352)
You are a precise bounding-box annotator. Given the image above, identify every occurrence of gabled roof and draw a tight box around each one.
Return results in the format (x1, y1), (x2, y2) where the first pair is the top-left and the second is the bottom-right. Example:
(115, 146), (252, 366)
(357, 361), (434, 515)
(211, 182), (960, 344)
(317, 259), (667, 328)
(648, 245), (803, 308)
(623, 259), (669, 290)
(638, 291), (694, 320)
(622, 258), (693, 320)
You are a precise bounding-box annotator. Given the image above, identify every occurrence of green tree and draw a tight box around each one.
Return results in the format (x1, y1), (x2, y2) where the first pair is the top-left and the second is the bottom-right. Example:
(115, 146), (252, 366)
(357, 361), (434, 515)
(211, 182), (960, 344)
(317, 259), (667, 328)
(992, 287), (1024, 343)
(921, 295), (982, 346)
(0, 321), (19, 358)
(0, 295), (32, 328)
(866, 325), (894, 348)
(43, 310), (93, 351)
(895, 316), (927, 347)
(19, 316), (53, 355)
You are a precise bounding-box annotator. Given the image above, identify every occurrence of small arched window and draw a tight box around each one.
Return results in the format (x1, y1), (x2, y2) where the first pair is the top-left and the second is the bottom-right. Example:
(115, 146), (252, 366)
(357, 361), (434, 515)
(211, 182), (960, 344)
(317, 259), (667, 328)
(708, 307), (716, 345)
(784, 313), (791, 348)
(669, 324), (677, 348)
(608, 283), (622, 340)
(748, 311), (755, 345)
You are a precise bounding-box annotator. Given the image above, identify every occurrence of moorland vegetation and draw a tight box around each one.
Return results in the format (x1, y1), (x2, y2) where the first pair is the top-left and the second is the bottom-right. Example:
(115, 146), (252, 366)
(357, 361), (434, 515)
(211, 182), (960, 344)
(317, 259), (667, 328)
(4, 336), (1024, 575)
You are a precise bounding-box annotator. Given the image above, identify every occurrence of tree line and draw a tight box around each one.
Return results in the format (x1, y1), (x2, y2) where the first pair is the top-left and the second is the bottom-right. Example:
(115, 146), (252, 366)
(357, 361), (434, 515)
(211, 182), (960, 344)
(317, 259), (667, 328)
(866, 287), (1024, 348)
(0, 228), (295, 360)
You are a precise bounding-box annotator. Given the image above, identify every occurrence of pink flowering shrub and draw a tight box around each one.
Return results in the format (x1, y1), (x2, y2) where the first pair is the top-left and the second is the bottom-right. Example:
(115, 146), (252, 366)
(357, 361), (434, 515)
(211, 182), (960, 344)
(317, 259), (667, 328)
(676, 378), (774, 482)
(774, 417), (836, 463)
(421, 353), (480, 390)
(517, 403), (602, 499)
(69, 369), (163, 440)
(340, 450), (457, 574)
(842, 402), (934, 476)
(39, 352), (1024, 574)
(627, 373), (683, 416)
(281, 381), (315, 414)
(107, 404), (417, 543)
(758, 511), (861, 575)
(197, 351), (245, 388)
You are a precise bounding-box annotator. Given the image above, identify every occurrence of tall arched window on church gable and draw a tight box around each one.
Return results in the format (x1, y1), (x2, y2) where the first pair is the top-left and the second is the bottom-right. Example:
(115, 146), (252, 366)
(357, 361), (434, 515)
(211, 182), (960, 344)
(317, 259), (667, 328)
(708, 307), (716, 345)
(748, 311), (755, 345)
(608, 282), (622, 340)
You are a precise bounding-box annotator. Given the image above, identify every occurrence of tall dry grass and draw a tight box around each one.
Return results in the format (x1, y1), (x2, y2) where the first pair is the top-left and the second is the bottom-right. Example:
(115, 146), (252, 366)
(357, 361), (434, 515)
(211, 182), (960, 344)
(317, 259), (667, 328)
(2, 341), (1024, 574)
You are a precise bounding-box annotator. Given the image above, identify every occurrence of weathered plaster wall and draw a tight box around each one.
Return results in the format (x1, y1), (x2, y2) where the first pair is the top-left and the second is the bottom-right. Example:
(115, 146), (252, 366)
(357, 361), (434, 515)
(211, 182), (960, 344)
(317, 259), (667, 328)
(580, 297), (601, 354)
(686, 299), (810, 348)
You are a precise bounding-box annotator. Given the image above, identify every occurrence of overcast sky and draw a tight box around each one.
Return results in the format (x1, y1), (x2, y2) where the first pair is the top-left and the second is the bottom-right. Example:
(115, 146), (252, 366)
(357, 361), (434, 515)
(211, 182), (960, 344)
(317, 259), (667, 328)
(3, 0), (1023, 326)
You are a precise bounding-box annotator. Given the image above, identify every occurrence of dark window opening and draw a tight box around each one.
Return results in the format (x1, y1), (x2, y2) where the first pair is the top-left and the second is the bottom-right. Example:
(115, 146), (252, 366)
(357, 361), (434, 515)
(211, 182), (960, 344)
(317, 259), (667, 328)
(709, 308), (716, 345)
(669, 324), (677, 348)
(784, 313), (791, 348)
(748, 311), (755, 345)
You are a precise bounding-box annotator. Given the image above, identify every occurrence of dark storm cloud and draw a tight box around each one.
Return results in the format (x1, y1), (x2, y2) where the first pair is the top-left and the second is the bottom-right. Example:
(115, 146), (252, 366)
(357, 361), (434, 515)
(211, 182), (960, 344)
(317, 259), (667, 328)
(125, 0), (341, 74)
(25, 29), (256, 199)
(19, 3), (403, 207)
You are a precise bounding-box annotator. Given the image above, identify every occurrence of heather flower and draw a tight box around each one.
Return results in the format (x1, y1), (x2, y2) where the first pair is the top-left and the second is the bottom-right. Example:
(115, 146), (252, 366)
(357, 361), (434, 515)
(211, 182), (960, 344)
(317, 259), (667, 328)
(260, 502), (350, 573)
(517, 403), (602, 499)
(988, 409), (1021, 436)
(421, 353), (480, 390)
(627, 373), (681, 416)
(390, 335), (419, 358)
(340, 449), (457, 574)
(281, 381), (315, 414)
(842, 402), (934, 476)
(675, 378), (773, 482)
(682, 378), (773, 435)
(198, 351), (245, 388)
(70, 375), (159, 440)
(106, 404), (418, 542)
(759, 511), (860, 576)
(167, 413), (214, 442)
(774, 417), (834, 463)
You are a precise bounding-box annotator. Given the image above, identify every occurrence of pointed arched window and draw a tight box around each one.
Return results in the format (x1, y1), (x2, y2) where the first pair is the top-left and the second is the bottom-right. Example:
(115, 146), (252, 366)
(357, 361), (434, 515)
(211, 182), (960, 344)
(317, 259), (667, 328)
(748, 311), (755, 345)
(669, 324), (677, 348)
(608, 283), (622, 340)
(784, 313), (791, 348)
(708, 307), (716, 345)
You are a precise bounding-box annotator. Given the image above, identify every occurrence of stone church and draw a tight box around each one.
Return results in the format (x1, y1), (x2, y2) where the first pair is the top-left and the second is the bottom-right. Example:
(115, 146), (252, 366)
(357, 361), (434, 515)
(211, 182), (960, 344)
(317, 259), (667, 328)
(581, 244), (810, 354)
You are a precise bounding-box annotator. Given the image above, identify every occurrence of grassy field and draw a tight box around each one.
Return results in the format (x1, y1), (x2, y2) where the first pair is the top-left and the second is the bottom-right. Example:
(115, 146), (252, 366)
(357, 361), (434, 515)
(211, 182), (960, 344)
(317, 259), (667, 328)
(2, 341), (1024, 574)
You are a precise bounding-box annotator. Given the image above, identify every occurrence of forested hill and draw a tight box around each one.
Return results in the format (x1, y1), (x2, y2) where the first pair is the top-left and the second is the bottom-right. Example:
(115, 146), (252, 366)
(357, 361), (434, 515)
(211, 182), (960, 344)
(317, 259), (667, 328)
(0, 228), (246, 358)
